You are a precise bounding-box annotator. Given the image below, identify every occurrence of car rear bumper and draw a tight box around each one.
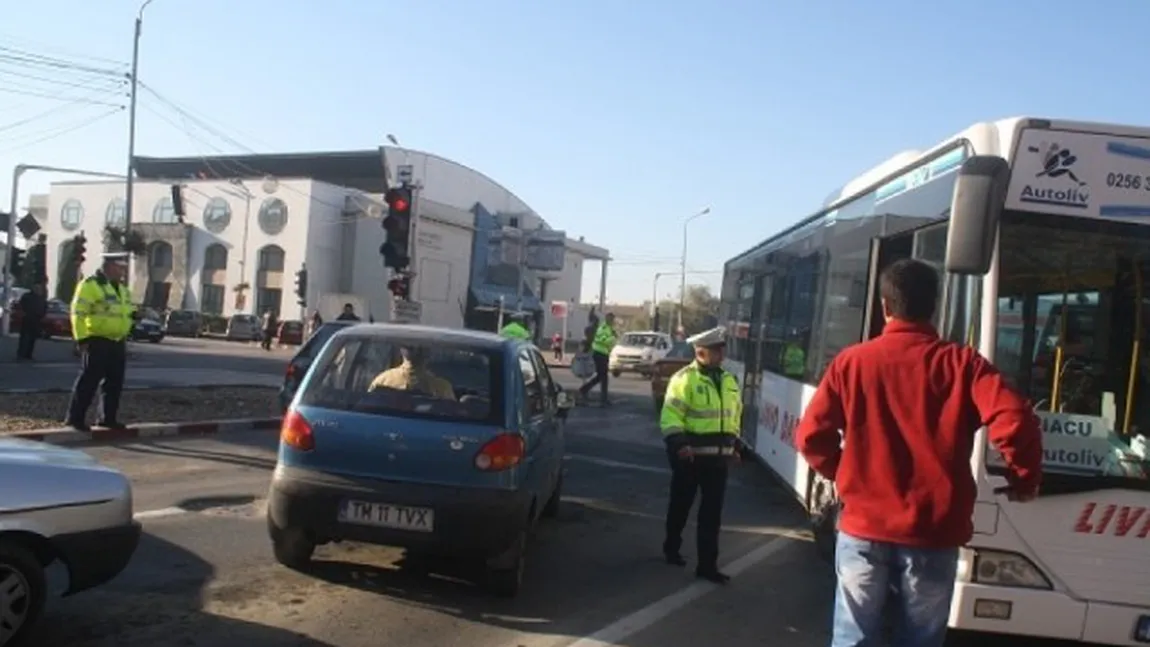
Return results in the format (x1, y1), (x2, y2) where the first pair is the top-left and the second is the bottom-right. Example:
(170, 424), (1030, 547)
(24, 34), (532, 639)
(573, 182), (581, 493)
(268, 467), (532, 558)
(50, 520), (142, 595)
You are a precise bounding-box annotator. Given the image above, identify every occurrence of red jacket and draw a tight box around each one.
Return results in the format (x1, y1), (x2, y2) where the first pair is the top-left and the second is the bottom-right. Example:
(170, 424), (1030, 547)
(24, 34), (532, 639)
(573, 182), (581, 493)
(795, 319), (1043, 548)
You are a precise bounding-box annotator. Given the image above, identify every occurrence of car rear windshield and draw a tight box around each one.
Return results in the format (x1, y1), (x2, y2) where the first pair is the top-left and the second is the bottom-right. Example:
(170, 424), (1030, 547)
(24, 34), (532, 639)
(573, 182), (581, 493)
(665, 341), (693, 359)
(299, 336), (504, 425)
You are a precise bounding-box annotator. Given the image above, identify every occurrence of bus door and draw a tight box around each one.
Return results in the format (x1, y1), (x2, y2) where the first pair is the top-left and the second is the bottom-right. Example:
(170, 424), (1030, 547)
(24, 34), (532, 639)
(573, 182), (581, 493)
(739, 272), (774, 449)
(861, 221), (950, 341)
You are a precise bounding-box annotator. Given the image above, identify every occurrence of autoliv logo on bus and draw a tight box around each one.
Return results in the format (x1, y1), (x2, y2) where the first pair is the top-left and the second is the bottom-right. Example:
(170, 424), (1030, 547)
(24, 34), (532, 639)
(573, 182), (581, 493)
(1019, 142), (1090, 209)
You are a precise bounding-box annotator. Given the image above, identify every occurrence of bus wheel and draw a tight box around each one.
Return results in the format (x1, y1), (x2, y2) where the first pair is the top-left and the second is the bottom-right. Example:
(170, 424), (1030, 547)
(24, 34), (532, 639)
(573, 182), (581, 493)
(807, 473), (840, 563)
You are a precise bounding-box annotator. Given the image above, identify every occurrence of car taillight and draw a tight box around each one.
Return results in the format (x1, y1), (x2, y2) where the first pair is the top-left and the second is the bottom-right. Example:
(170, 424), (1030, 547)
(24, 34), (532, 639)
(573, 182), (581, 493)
(474, 433), (525, 471)
(285, 363), (298, 380)
(281, 409), (315, 451)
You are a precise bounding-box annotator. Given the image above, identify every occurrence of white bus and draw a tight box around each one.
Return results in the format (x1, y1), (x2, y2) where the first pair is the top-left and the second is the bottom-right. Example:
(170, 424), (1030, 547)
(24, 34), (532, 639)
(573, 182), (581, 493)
(721, 117), (1150, 645)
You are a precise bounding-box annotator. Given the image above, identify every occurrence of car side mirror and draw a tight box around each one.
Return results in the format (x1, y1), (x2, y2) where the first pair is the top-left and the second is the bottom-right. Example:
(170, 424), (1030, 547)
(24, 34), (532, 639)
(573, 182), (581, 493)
(556, 391), (574, 411)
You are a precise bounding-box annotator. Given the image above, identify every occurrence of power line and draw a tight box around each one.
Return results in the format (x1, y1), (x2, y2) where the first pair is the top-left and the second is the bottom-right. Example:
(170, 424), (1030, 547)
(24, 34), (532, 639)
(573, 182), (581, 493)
(0, 34), (128, 67)
(0, 106), (124, 154)
(0, 49), (126, 79)
(0, 85), (126, 136)
(0, 66), (127, 94)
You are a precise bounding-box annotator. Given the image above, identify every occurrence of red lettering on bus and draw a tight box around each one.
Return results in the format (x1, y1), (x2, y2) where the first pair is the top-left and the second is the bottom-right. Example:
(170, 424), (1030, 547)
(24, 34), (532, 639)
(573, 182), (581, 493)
(1073, 501), (1149, 538)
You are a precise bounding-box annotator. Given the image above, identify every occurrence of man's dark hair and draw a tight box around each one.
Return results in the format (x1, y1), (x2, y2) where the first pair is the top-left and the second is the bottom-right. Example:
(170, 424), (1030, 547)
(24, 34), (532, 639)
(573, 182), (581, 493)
(879, 259), (939, 322)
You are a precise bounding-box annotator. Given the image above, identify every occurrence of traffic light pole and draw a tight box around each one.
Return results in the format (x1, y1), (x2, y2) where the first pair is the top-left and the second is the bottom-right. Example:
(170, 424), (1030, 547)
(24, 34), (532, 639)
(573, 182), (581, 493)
(2, 164), (125, 336)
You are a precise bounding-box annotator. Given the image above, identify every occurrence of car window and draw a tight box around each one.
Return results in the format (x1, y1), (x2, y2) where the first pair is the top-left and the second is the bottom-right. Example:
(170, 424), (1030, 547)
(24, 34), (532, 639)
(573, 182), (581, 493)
(622, 333), (661, 347)
(665, 342), (693, 359)
(529, 349), (556, 402)
(300, 336), (503, 424)
(298, 323), (349, 360)
(518, 350), (545, 418)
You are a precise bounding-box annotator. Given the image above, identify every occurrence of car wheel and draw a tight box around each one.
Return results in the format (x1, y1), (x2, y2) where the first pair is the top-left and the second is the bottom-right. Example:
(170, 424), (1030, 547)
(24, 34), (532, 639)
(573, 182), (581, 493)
(611, 370), (621, 378)
(149, 338), (160, 344)
(0, 540), (48, 647)
(541, 473), (562, 519)
(487, 529), (527, 598)
(268, 519), (315, 570)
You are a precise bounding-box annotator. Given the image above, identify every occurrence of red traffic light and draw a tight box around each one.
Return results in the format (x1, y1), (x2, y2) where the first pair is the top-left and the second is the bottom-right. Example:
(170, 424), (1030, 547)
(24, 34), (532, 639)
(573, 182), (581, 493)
(385, 187), (411, 214)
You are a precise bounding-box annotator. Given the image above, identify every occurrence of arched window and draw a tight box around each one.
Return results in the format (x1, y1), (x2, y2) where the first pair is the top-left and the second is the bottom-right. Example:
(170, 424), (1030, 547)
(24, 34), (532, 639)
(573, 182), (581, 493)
(105, 198), (127, 227)
(60, 199), (84, 231)
(203, 198), (231, 233)
(203, 243), (228, 270)
(153, 197), (177, 224)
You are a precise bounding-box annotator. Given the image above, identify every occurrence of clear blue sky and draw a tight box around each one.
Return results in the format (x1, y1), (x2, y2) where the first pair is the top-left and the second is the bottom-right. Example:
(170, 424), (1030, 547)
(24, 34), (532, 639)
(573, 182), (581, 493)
(3, 0), (1148, 304)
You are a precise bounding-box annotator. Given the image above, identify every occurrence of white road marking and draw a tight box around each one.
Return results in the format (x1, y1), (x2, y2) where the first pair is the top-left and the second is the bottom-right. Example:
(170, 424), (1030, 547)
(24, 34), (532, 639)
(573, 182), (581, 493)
(133, 506), (187, 520)
(564, 536), (791, 647)
(565, 454), (667, 475)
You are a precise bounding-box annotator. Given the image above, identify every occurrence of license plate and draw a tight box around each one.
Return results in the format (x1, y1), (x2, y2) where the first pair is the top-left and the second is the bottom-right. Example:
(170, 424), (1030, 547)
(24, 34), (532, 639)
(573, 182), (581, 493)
(338, 500), (434, 532)
(1135, 615), (1150, 643)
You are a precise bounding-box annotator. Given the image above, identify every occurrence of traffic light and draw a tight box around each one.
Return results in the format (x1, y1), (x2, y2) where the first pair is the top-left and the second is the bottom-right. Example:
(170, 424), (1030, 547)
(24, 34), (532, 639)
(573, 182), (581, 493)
(294, 265), (308, 306)
(387, 275), (410, 300)
(171, 184), (186, 218)
(380, 186), (413, 270)
(74, 233), (86, 265)
(10, 248), (24, 281)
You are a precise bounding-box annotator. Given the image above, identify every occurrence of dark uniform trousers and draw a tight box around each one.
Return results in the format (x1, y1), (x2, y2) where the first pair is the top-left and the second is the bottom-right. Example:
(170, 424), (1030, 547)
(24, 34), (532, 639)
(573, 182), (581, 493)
(663, 449), (729, 569)
(67, 337), (127, 425)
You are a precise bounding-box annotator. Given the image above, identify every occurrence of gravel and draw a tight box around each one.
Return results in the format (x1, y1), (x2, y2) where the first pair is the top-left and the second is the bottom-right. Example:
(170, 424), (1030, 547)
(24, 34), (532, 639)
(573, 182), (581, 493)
(0, 386), (281, 432)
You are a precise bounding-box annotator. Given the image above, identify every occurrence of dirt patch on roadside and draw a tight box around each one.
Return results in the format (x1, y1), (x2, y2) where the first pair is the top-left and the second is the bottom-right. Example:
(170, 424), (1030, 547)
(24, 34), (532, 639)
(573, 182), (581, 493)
(0, 386), (280, 432)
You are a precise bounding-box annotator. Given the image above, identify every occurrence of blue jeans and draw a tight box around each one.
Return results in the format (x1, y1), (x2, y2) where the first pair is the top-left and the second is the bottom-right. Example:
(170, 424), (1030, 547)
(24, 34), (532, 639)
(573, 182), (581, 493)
(832, 532), (958, 647)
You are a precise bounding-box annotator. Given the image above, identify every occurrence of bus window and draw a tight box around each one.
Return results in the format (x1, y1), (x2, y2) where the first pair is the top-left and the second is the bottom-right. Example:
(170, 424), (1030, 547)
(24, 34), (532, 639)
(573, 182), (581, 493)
(994, 211), (1148, 482)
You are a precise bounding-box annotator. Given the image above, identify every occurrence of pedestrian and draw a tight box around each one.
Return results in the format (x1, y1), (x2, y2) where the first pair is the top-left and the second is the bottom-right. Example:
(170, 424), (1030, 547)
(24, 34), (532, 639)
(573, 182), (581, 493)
(64, 252), (136, 432)
(309, 310), (323, 336)
(660, 326), (742, 584)
(336, 303), (361, 321)
(261, 309), (278, 351)
(16, 278), (48, 361)
(551, 331), (563, 361)
(795, 259), (1043, 647)
(577, 312), (617, 405)
(499, 313), (531, 340)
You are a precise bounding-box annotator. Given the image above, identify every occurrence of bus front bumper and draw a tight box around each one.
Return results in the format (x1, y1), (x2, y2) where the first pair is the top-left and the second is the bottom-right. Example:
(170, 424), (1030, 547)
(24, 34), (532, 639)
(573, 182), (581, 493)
(951, 581), (1150, 645)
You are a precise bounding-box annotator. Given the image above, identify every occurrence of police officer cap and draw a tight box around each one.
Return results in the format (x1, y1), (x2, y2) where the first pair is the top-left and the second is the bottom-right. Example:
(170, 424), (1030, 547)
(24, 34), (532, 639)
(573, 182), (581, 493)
(686, 326), (727, 348)
(102, 252), (130, 263)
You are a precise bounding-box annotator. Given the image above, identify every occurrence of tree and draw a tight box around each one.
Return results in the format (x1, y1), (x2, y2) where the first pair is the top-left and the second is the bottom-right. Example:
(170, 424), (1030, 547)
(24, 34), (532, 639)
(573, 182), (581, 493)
(632, 285), (720, 334)
(103, 225), (147, 256)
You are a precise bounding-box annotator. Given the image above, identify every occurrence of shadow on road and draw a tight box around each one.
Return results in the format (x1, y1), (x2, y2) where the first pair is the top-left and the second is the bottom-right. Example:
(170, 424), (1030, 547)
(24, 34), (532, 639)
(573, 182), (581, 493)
(117, 439), (279, 472)
(27, 530), (339, 647)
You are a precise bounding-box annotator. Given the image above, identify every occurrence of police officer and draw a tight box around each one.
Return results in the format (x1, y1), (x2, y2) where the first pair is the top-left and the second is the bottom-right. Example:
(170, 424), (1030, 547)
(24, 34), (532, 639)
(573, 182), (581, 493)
(64, 252), (135, 431)
(499, 313), (531, 340)
(660, 326), (742, 584)
(578, 312), (617, 405)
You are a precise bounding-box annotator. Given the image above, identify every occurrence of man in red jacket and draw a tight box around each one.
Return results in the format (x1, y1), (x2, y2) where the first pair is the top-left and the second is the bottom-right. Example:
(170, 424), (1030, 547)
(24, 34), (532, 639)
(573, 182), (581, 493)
(795, 259), (1043, 647)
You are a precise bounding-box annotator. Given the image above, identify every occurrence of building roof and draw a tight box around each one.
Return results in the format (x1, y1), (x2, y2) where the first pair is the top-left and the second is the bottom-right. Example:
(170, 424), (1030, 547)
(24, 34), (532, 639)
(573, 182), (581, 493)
(133, 149), (389, 193)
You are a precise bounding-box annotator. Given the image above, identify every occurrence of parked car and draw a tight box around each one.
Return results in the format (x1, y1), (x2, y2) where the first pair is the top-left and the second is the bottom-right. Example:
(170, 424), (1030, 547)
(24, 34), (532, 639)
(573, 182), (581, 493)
(164, 310), (203, 337)
(608, 331), (675, 378)
(267, 324), (573, 597)
(650, 341), (694, 413)
(278, 320), (359, 412)
(0, 437), (141, 645)
(130, 315), (164, 343)
(225, 314), (262, 342)
(277, 320), (304, 346)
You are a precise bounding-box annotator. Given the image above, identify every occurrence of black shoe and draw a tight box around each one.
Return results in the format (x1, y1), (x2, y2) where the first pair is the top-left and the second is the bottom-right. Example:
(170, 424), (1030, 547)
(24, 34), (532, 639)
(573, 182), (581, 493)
(664, 552), (687, 566)
(696, 568), (731, 584)
(96, 420), (128, 430)
(65, 420), (91, 432)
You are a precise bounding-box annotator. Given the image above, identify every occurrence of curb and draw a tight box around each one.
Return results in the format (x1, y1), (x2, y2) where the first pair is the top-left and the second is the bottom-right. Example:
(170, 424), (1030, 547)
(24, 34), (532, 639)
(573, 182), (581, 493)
(0, 384), (279, 395)
(7, 417), (282, 447)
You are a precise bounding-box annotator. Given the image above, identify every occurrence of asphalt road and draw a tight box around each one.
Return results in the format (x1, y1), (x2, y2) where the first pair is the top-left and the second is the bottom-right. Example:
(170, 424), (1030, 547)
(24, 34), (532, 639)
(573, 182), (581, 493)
(19, 365), (1062, 646)
(0, 336), (290, 392)
(22, 374), (841, 647)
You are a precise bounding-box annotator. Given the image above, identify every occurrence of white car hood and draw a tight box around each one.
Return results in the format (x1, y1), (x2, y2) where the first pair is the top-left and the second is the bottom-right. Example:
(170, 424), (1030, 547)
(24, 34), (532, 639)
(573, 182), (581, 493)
(0, 437), (102, 468)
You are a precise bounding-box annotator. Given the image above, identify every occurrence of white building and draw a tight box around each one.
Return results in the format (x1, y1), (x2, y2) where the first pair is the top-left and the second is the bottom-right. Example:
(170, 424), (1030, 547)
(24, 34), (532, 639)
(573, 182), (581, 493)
(39, 147), (609, 334)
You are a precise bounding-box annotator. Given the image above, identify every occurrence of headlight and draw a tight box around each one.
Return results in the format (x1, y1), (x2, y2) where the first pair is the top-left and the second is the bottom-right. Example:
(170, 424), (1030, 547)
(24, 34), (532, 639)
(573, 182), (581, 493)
(972, 549), (1052, 589)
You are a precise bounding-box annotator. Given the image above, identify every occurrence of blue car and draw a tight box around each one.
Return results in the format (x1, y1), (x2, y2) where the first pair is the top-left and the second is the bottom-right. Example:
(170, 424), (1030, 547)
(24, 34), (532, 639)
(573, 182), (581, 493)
(267, 324), (573, 597)
(278, 320), (360, 412)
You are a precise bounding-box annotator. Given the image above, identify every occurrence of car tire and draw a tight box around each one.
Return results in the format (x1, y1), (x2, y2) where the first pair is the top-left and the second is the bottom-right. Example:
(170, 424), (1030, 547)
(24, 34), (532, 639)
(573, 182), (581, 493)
(0, 539), (48, 647)
(487, 529), (527, 598)
(611, 370), (621, 378)
(149, 338), (160, 344)
(541, 474), (562, 519)
(268, 519), (315, 570)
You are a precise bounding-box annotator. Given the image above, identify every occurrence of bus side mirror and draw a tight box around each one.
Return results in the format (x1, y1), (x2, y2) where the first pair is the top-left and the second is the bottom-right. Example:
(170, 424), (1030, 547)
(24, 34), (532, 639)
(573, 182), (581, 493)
(945, 155), (1011, 276)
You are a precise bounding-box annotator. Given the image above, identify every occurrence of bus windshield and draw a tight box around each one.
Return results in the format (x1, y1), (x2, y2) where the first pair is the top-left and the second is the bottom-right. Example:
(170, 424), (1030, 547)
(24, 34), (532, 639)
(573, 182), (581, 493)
(994, 210), (1150, 484)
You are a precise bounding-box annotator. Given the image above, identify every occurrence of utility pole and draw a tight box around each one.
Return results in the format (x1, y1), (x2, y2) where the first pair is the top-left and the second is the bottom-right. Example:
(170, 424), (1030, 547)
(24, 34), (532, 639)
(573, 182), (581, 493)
(124, 0), (155, 228)
(678, 207), (711, 332)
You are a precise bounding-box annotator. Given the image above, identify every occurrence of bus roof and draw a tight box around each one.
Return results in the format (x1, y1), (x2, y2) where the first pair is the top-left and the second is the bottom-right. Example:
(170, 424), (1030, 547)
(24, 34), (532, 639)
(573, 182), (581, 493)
(726, 116), (1150, 269)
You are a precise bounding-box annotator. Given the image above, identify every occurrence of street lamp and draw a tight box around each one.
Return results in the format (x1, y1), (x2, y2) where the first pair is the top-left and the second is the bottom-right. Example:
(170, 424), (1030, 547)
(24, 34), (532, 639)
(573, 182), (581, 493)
(678, 207), (711, 331)
(124, 0), (158, 227)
